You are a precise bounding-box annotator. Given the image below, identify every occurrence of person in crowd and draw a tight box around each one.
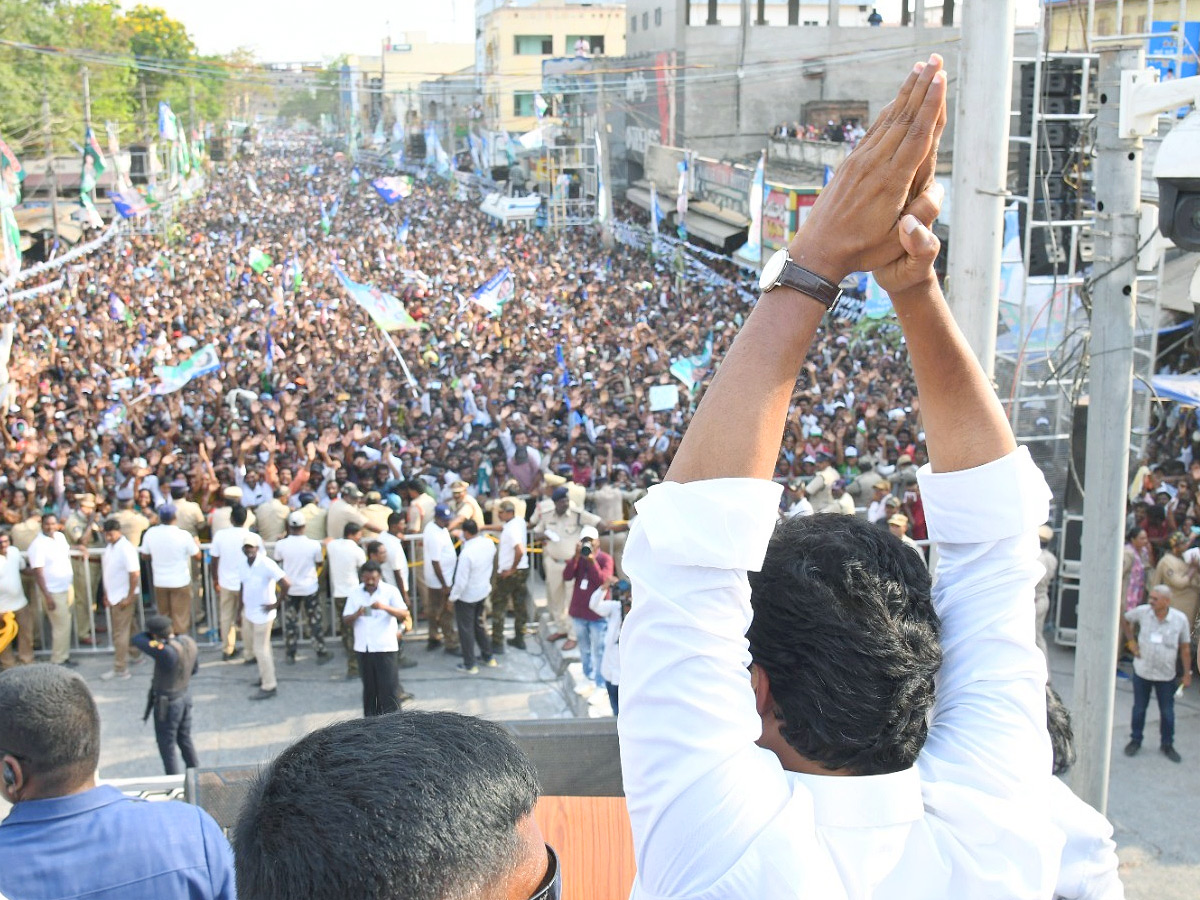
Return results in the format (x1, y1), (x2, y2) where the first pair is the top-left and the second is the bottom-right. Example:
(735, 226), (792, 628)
(239, 535), (289, 700)
(209, 504), (259, 663)
(99, 518), (141, 681)
(618, 55), (1121, 899)
(139, 505), (201, 637)
(327, 521), (368, 679)
(27, 513), (76, 667)
(273, 511), (331, 665)
(132, 614), (200, 775)
(0, 529), (32, 668)
(1151, 530), (1199, 634)
(1122, 526), (1153, 618)
(0, 664), (235, 899)
(1122, 583), (1192, 762)
(342, 560), (412, 715)
(449, 519), (497, 673)
(233, 711), (554, 900)
(422, 504), (459, 653)
(590, 575), (629, 716)
(63, 492), (101, 646)
(491, 499), (531, 651)
(564, 525), (613, 691)
(531, 485), (602, 650)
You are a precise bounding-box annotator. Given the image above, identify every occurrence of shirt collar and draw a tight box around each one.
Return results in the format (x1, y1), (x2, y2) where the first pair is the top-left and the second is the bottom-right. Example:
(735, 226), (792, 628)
(0, 784), (126, 827)
(790, 766), (923, 829)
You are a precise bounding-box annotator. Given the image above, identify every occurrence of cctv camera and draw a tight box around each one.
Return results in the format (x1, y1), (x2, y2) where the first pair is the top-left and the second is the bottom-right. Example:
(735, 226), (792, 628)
(1154, 109), (1200, 253)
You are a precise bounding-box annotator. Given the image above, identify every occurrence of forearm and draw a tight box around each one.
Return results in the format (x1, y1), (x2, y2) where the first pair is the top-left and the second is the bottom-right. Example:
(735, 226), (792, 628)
(665, 291), (824, 484)
(890, 278), (1015, 474)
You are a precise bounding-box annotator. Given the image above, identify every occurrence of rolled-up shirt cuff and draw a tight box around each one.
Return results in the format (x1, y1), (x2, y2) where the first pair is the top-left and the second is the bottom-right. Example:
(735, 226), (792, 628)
(632, 478), (783, 572)
(918, 446), (1050, 544)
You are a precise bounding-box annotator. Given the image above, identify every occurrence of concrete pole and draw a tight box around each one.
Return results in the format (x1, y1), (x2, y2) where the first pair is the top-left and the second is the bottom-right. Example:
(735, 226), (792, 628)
(595, 69), (615, 249)
(827, 0), (839, 27)
(1070, 43), (1144, 816)
(945, 0), (1015, 379)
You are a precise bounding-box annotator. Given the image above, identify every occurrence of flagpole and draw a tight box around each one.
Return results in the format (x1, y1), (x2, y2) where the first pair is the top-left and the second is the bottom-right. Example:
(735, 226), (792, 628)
(376, 325), (420, 396)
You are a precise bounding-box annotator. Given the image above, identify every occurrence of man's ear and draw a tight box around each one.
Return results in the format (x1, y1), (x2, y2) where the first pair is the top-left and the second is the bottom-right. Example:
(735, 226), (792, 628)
(2, 754), (25, 802)
(749, 663), (775, 719)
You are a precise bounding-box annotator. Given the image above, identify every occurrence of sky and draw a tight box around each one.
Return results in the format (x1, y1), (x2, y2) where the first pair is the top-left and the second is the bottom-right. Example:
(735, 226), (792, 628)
(125, 0), (1046, 63)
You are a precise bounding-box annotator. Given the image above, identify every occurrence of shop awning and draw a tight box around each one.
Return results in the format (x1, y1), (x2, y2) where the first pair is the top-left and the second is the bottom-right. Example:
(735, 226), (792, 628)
(683, 212), (747, 251)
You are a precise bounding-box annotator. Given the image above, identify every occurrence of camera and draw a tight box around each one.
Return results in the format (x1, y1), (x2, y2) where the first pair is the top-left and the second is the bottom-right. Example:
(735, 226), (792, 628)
(580, 542), (593, 557)
(1154, 109), (1200, 253)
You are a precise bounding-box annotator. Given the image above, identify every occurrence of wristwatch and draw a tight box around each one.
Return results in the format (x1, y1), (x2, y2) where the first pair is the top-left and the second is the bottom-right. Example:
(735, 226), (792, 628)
(758, 247), (843, 310)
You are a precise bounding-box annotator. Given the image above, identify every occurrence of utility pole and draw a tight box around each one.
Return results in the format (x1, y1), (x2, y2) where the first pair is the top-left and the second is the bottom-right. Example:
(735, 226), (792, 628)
(380, 35), (388, 135)
(139, 81), (150, 142)
(1071, 42), (1144, 816)
(594, 68), (615, 248)
(81, 66), (92, 129)
(42, 93), (60, 247)
(189, 82), (197, 146)
(945, 0), (1015, 379)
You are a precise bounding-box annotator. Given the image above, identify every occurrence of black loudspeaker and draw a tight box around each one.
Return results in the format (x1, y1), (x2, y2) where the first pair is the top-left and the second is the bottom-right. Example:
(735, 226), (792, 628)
(128, 145), (150, 185)
(1057, 581), (1080, 632)
(1065, 402), (1088, 514)
(184, 718), (622, 835)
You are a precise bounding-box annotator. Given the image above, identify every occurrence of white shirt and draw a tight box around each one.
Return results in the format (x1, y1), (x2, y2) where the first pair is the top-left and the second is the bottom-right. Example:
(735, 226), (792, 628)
(210, 526), (261, 591)
(27, 532), (74, 594)
(344, 581), (406, 652)
(273, 535), (323, 597)
(377, 532), (410, 590)
(138, 524), (198, 589)
(238, 554), (285, 625)
(498, 517), (529, 571)
(326, 538), (367, 598)
(101, 537), (139, 606)
(0, 547), (27, 612)
(450, 535), (496, 604)
(422, 522), (456, 589)
(618, 448), (1121, 900)
(589, 585), (623, 685)
(1124, 604), (1190, 682)
(867, 497), (890, 524)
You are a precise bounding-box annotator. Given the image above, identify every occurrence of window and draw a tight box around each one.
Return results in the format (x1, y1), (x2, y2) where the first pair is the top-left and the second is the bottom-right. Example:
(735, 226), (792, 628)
(513, 34), (553, 55)
(643, 11), (649, 30)
(514, 92), (537, 117)
(567, 35), (605, 54)
(655, 7), (662, 26)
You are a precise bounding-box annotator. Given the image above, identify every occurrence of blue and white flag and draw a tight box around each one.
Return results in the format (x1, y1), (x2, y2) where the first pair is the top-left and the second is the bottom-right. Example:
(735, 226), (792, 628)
(152, 344), (221, 395)
(650, 182), (664, 237)
(470, 268), (515, 316)
(534, 93), (549, 119)
(736, 154), (765, 266)
(823, 165), (834, 186)
(99, 402), (127, 434)
(669, 334), (715, 393)
(372, 175), (413, 204)
(396, 216), (411, 244)
(109, 190), (149, 218)
(350, 166), (361, 184)
(157, 102), (179, 141)
(333, 264), (422, 331)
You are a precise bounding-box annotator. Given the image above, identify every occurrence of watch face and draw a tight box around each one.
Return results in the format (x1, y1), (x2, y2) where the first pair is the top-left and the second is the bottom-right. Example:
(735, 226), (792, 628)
(759, 248), (788, 292)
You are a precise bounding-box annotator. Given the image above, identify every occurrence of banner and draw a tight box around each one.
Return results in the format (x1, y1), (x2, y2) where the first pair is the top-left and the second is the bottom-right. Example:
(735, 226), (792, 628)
(249, 248), (273, 273)
(594, 130), (608, 225)
(372, 175), (414, 204)
(158, 102), (179, 142)
(333, 264), (422, 331)
(0, 135), (23, 283)
(110, 190), (150, 219)
(470, 268), (514, 316)
(669, 334), (714, 393)
(153, 344), (221, 395)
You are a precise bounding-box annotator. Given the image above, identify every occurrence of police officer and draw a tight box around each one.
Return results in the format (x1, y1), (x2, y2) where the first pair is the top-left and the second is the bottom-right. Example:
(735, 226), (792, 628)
(63, 493), (102, 645)
(132, 614), (200, 775)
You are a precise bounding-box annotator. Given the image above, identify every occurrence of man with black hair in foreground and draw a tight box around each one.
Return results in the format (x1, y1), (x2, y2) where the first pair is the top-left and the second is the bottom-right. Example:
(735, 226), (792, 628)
(0, 664), (234, 900)
(234, 710), (560, 900)
(619, 54), (1122, 899)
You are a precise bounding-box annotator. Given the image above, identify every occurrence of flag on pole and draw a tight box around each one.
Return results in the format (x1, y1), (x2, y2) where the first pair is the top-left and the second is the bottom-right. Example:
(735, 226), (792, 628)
(83, 127), (107, 176)
(735, 153), (765, 266)
(248, 248), (273, 273)
(675, 160), (689, 240)
(109, 190), (150, 218)
(99, 403), (127, 433)
(594, 129), (608, 225)
(396, 216), (410, 244)
(246, 174), (261, 197)
(534, 93), (549, 119)
(0, 135), (24, 281)
(104, 122), (130, 191)
(669, 334), (715, 394)
(470, 268), (515, 316)
(350, 165), (361, 184)
(333, 264), (423, 331)
(79, 126), (106, 228)
(157, 102), (179, 141)
(319, 201), (331, 235)
(823, 165), (834, 186)
(152, 344), (221, 395)
(372, 175), (414, 203)
(649, 182), (664, 237)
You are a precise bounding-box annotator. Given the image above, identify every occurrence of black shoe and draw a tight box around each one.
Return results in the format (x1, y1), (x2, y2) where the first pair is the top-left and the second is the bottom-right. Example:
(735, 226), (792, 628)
(507, 637), (527, 650)
(243, 657), (257, 666)
(399, 656), (418, 669)
(58, 659), (79, 668)
(426, 639), (443, 651)
(315, 651), (333, 665)
(1162, 745), (1182, 763)
(1124, 740), (1141, 757)
(398, 691), (415, 703)
(222, 650), (242, 662)
(249, 687), (277, 700)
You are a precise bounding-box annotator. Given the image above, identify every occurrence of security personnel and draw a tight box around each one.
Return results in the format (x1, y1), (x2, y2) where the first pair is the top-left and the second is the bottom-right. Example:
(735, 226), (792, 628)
(63, 494), (102, 645)
(530, 486), (602, 648)
(132, 614), (200, 775)
(169, 480), (208, 628)
(112, 488), (151, 547)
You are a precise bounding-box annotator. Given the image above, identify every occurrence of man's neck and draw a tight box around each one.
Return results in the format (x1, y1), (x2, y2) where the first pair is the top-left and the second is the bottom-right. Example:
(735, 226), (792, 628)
(24, 776), (98, 803)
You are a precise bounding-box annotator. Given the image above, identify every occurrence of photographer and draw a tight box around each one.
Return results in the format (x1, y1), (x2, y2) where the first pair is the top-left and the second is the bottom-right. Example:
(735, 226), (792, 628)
(563, 526), (613, 692)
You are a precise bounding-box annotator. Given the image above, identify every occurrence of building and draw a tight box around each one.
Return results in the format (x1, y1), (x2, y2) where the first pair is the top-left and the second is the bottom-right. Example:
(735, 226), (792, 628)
(1045, 1), (1199, 78)
(346, 32), (474, 133)
(478, 0), (626, 132)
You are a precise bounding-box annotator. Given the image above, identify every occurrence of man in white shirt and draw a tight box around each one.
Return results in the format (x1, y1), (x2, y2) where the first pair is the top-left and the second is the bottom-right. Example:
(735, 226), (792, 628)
(140, 506), (201, 639)
(27, 514), (76, 665)
(238, 536), (289, 701)
(209, 505), (259, 663)
(327, 521), (367, 679)
(618, 57), (1121, 900)
(1121, 584), (1192, 762)
(421, 505), (459, 653)
(342, 561), (411, 716)
(372, 514), (416, 671)
(0, 530), (32, 668)
(491, 500), (530, 651)
(274, 512), (330, 666)
(866, 479), (892, 524)
(99, 519), (141, 680)
(449, 520), (497, 673)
